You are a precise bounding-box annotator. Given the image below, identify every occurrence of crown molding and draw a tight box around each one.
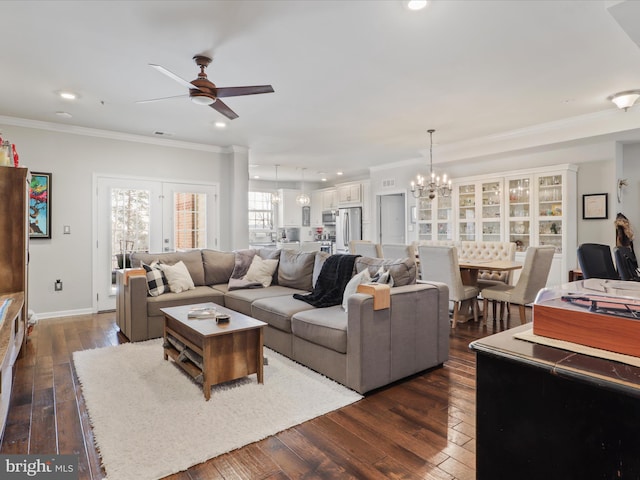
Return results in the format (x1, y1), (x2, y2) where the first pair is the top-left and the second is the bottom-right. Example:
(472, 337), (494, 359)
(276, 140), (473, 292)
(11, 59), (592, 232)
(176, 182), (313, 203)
(0, 115), (226, 153)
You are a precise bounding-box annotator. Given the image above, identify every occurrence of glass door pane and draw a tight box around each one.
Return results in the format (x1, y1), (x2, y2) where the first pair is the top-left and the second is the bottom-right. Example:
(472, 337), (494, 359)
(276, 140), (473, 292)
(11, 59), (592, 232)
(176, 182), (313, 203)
(538, 174), (563, 252)
(458, 183), (476, 241)
(175, 192), (207, 249)
(417, 197), (433, 240)
(437, 195), (453, 240)
(481, 181), (501, 241)
(111, 188), (151, 276)
(508, 177), (531, 252)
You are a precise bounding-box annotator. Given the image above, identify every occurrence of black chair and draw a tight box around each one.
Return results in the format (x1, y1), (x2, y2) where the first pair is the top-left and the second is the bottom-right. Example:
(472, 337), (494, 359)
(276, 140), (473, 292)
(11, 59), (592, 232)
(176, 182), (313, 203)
(577, 243), (619, 280)
(614, 246), (640, 281)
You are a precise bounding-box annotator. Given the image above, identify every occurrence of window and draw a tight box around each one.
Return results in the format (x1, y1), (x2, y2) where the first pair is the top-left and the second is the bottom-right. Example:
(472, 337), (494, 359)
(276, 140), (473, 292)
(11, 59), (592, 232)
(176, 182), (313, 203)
(248, 191), (275, 230)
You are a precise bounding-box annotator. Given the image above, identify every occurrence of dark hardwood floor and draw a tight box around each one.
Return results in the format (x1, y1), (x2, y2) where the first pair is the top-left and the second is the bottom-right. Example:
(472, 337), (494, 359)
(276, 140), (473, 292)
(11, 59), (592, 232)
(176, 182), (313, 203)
(0, 309), (531, 480)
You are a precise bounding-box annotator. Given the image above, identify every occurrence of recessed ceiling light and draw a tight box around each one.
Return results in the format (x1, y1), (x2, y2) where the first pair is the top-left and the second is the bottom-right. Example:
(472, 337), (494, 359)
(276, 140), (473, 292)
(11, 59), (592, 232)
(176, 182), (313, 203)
(254, 175), (260, 179)
(337, 171), (343, 176)
(55, 111), (72, 118)
(321, 178), (327, 182)
(59, 91), (77, 100)
(404, 0), (428, 11)
(214, 121), (226, 128)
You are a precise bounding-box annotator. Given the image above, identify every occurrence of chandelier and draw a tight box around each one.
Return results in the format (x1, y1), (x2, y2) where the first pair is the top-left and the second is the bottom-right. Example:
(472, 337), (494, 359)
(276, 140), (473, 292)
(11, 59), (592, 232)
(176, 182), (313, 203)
(410, 129), (452, 200)
(296, 167), (310, 206)
(271, 164), (281, 205)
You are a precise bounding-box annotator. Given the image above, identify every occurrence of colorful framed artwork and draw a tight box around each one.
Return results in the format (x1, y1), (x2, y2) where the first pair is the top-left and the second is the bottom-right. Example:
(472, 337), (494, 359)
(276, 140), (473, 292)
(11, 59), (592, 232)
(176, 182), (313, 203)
(582, 193), (608, 220)
(29, 172), (52, 238)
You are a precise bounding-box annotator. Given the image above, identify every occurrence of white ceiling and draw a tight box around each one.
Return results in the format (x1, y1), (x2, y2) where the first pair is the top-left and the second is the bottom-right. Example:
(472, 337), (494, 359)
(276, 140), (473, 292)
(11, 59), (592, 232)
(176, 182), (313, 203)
(2, 0), (640, 182)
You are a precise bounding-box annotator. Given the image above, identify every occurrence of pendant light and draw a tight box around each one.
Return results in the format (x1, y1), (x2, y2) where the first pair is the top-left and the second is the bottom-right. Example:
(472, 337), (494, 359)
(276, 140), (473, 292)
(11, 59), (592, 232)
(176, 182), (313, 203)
(296, 168), (310, 206)
(271, 164), (281, 205)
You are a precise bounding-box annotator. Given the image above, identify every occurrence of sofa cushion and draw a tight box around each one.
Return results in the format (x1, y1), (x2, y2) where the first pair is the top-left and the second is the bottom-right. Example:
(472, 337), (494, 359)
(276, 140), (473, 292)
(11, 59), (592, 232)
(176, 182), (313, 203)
(342, 268), (370, 312)
(277, 250), (316, 290)
(146, 286), (225, 317)
(160, 261), (195, 293)
(231, 249), (257, 279)
(202, 249), (235, 285)
(291, 306), (348, 354)
(132, 250), (206, 286)
(142, 261), (169, 297)
(251, 296), (316, 333)
(245, 256), (278, 287)
(224, 285), (308, 316)
(355, 256), (416, 286)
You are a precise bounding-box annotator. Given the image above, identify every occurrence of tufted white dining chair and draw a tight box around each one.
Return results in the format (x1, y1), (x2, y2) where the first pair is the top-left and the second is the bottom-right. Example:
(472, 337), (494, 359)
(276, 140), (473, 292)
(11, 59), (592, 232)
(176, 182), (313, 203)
(418, 245), (479, 328)
(481, 246), (555, 325)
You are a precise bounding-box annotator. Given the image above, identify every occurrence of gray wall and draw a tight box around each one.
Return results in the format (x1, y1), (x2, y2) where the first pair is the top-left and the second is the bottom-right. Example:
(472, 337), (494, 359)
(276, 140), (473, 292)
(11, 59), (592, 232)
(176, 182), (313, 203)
(1, 123), (239, 317)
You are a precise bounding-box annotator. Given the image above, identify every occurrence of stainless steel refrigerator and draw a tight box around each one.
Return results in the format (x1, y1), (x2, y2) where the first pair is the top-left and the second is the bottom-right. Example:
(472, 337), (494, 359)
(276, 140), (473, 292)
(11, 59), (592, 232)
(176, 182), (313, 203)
(335, 207), (362, 253)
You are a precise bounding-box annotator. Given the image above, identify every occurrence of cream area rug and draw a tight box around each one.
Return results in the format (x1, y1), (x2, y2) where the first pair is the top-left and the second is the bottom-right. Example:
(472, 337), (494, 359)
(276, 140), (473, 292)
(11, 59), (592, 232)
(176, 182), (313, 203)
(73, 339), (362, 480)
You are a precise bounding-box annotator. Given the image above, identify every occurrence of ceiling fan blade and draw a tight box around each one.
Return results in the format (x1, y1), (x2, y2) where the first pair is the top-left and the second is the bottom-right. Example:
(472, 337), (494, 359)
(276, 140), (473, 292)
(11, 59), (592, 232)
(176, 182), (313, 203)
(136, 94), (188, 104)
(149, 64), (198, 91)
(216, 85), (274, 97)
(210, 99), (239, 120)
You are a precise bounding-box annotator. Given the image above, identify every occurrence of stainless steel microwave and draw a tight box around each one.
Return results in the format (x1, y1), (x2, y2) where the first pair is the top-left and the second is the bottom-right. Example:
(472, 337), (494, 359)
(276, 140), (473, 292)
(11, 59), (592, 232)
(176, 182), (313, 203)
(322, 210), (337, 225)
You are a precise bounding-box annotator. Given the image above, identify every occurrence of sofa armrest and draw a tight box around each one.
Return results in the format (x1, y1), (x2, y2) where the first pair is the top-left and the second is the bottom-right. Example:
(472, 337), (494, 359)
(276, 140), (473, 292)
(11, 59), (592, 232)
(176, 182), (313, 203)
(346, 282), (449, 393)
(116, 272), (150, 342)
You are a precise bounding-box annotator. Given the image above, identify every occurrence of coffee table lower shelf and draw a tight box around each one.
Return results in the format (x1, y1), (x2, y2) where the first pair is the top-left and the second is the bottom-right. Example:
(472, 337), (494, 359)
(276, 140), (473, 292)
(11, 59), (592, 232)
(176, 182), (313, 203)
(161, 303), (266, 401)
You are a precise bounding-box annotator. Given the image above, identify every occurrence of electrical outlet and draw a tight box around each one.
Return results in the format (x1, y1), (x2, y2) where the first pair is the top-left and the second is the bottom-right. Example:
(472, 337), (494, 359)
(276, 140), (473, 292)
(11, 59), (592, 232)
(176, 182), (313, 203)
(55, 279), (63, 291)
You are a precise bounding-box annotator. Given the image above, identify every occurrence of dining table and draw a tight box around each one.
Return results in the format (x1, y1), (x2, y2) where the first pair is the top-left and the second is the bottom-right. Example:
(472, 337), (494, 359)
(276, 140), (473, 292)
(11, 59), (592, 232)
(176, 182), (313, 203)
(458, 259), (523, 287)
(455, 259), (523, 323)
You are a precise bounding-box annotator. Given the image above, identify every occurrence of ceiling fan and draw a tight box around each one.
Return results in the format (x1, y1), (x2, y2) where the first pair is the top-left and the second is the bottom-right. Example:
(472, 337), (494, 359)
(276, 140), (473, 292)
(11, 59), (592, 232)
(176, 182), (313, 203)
(140, 55), (274, 120)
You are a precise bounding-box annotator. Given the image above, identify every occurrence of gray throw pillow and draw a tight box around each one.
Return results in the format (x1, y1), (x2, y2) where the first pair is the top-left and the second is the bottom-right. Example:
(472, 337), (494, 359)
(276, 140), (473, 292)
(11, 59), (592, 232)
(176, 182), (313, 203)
(355, 256), (416, 286)
(202, 249), (235, 285)
(277, 250), (316, 291)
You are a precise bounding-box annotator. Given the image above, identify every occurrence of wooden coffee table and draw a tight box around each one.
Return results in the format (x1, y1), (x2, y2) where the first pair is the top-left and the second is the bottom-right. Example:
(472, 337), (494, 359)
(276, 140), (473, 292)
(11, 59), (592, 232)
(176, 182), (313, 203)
(161, 302), (267, 400)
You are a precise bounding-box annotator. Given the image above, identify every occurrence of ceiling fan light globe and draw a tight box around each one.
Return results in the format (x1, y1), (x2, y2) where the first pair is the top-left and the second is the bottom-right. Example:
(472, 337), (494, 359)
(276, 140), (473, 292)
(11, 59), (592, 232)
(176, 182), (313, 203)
(191, 95), (215, 106)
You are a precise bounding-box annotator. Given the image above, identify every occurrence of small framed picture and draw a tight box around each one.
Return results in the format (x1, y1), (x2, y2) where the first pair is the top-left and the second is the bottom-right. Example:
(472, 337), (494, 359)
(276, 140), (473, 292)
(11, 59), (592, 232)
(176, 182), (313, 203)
(410, 205), (417, 224)
(582, 193), (608, 220)
(29, 172), (52, 238)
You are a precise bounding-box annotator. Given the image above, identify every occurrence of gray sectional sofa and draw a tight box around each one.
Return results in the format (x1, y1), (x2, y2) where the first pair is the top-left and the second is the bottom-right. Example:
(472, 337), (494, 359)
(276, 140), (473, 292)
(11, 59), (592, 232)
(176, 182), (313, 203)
(116, 248), (449, 394)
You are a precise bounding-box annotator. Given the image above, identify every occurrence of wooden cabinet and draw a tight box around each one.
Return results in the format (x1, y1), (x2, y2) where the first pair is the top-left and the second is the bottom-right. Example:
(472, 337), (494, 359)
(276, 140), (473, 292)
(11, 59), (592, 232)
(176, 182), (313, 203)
(0, 167), (29, 440)
(472, 325), (640, 480)
(277, 189), (302, 227)
(337, 183), (361, 204)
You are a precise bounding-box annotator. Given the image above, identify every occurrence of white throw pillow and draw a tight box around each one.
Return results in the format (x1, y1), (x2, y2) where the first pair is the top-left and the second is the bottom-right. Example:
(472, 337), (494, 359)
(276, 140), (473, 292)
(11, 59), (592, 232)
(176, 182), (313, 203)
(244, 256), (279, 287)
(342, 269), (371, 312)
(159, 261), (195, 293)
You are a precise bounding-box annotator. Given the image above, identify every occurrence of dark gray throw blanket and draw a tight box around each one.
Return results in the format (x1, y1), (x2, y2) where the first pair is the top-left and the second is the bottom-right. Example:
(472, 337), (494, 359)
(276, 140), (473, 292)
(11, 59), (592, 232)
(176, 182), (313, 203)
(293, 254), (360, 308)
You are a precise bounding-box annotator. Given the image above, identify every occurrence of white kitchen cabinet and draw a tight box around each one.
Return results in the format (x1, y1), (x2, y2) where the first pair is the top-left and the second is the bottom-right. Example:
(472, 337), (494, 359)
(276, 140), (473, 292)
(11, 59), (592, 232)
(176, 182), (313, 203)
(277, 189), (302, 227)
(322, 189), (338, 210)
(361, 180), (372, 239)
(337, 183), (361, 204)
(310, 190), (323, 227)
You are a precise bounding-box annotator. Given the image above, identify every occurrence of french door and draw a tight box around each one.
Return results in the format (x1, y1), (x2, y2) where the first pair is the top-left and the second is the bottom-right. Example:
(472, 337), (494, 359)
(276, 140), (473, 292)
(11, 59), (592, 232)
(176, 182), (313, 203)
(94, 176), (218, 312)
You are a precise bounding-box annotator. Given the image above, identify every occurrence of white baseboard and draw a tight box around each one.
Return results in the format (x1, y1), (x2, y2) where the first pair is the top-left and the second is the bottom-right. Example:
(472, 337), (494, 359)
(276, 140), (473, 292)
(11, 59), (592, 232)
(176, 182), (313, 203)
(35, 308), (96, 320)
